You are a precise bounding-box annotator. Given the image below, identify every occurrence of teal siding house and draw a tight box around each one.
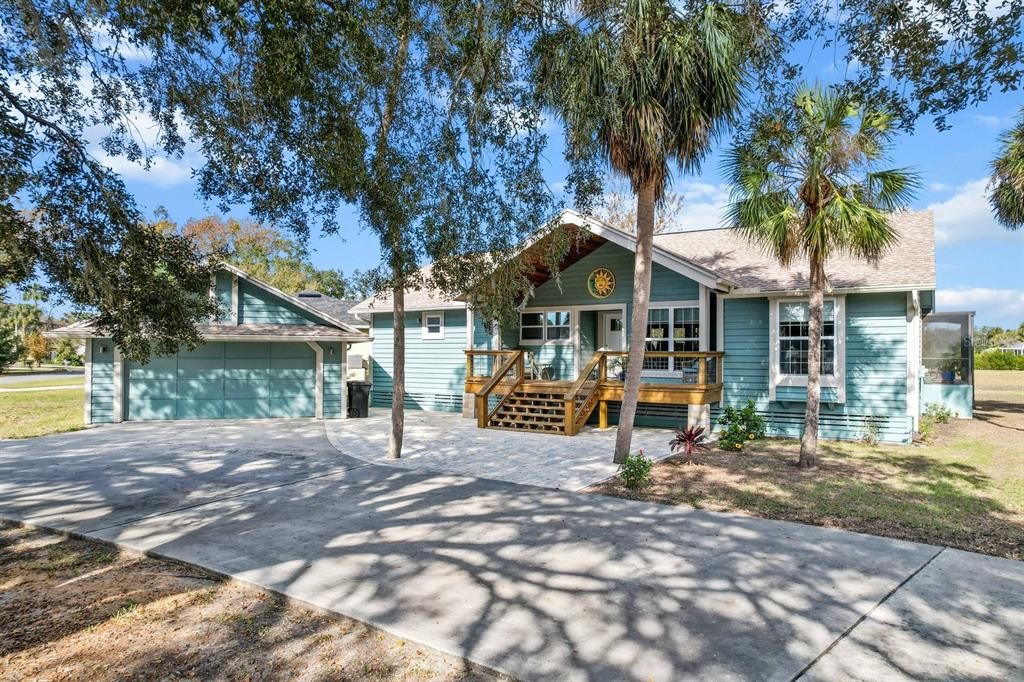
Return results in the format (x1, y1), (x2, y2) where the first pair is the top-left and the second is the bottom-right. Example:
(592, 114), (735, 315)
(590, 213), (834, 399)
(48, 264), (368, 424)
(352, 210), (940, 443)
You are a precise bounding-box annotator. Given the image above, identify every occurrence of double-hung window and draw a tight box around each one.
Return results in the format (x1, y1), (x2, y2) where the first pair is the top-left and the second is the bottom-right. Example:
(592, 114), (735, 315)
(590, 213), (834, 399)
(643, 305), (700, 374)
(519, 310), (572, 343)
(779, 301), (835, 376)
(421, 312), (445, 340)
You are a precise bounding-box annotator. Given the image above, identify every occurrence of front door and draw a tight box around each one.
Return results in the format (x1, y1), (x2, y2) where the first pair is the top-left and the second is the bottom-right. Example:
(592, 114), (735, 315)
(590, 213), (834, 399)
(599, 312), (625, 350)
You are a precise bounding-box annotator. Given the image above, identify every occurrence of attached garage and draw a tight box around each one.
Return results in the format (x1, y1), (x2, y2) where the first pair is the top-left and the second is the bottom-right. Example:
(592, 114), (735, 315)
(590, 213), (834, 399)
(47, 264), (369, 425)
(126, 342), (317, 420)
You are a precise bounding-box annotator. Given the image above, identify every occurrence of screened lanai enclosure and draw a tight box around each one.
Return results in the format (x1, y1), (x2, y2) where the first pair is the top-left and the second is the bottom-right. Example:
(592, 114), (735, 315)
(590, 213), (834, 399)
(921, 311), (975, 418)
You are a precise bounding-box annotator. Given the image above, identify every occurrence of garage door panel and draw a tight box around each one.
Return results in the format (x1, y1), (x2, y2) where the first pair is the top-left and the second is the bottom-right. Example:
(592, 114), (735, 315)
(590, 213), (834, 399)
(131, 399), (176, 420)
(130, 379), (177, 400)
(225, 342), (270, 359)
(224, 398), (273, 419)
(175, 398), (226, 420)
(270, 395), (315, 416)
(225, 379), (270, 399)
(128, 342), (315, 421)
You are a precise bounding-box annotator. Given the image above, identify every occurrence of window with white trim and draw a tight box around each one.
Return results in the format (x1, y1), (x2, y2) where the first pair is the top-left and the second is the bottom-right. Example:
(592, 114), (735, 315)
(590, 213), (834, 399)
(779, 300), (835, 376)
(422, 312), (445, 340)
(643, 305), (699, 373)
(519, 310), (572, 343)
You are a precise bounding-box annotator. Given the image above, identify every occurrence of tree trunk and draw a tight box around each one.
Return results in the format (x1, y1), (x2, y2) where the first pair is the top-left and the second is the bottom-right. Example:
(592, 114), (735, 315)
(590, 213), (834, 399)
(799, 254), (824, 468)
(613, 180), (657, 463)
(388, 274), (405, 459)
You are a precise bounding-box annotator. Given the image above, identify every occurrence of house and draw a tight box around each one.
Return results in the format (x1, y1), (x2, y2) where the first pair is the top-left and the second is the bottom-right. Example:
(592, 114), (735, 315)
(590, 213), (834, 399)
(46, 263), (368, 423)
(351, 209), (938, 443)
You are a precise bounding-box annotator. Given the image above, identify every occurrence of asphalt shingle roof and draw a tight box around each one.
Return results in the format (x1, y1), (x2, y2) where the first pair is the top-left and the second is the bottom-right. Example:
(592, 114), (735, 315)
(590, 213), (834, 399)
(654, 210), (936, 293)
(295, 293), (370, 328)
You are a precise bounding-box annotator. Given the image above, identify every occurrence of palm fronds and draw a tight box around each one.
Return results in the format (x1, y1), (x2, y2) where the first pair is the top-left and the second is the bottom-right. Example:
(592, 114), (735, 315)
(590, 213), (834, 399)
(989, 108), (1024, 231)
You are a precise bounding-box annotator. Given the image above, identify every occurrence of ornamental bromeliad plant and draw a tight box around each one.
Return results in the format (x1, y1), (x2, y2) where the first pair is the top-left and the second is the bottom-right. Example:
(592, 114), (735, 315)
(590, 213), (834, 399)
(669, 425), (709, 465)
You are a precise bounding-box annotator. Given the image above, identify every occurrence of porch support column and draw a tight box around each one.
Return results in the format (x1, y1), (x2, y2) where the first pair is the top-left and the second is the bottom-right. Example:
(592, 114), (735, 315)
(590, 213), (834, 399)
(599, 400), (609, 429)
(306, 341), (325, 420)
(112, 346), (125, 423)
(687, 403), (710, 431)
(463, 305), (475, 419)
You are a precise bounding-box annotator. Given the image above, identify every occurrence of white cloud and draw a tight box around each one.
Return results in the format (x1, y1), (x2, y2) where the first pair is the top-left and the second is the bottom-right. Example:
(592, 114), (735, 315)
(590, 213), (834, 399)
(973, 114), (1004, 128)
(927, 178), (1024, 244)
(928, 182), (952, 192)
(93, 150), (194, 187)
(936, 288), (1024, 326)
(669, 181), (731, 231)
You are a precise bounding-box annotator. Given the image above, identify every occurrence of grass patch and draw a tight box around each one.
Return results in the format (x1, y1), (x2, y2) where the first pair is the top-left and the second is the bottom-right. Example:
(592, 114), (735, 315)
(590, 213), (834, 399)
(0, 388), (84, 439)
(592, 371), (1024, 560)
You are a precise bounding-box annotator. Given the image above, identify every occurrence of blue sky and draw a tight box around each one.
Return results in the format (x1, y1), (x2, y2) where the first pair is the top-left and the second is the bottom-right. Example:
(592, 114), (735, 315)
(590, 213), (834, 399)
(107, 88), (1024, 329)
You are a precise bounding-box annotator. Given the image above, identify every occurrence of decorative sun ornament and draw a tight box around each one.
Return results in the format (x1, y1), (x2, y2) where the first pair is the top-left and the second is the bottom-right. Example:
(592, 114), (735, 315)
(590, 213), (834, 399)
(587, 268), (616, 299)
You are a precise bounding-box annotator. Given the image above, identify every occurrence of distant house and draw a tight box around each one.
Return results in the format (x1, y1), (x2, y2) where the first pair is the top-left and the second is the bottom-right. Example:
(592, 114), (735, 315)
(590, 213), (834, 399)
(46, 264), (368, 423)
(352, 209), (938, 443)
(990, 341), (1024, 356)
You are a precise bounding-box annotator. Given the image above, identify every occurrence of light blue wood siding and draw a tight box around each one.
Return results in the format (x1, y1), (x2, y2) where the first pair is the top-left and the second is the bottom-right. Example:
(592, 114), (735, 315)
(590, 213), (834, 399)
(371, 309), (468, 412)
(126, 341), (316, 420)
(237, 280), (318, 325)
(213, 272), (233, 323)
(89, 338), (115, 424)
(527, 242), (699, 309)
(715, 294), (912, 443)
(322, 341), (344, 418)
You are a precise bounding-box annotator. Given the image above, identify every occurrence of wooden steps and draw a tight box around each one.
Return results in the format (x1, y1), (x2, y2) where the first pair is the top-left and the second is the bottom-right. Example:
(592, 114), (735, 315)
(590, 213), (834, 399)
(489, 386), (569, 435)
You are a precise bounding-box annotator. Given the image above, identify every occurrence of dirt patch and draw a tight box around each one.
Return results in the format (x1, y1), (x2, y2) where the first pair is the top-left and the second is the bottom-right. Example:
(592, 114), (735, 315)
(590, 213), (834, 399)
(0, 523), (498, 681)
(591, 372), (1024, 560)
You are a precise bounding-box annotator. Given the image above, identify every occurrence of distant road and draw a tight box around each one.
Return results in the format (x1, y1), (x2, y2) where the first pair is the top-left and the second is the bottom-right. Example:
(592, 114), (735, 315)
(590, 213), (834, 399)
(0, 368), (84, 385)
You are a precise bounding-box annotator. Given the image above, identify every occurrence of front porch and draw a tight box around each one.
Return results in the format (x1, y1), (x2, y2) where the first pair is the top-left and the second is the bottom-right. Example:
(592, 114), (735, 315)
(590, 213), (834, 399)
(465, 349), (725, 435)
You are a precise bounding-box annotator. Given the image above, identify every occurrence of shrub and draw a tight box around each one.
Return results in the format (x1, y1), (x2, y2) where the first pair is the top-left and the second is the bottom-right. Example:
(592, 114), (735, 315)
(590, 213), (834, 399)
(861, 416), (886, 444)
(717, 400), (767, 451)
(669, 425), (708, 465)
(923, 402), (955, 423)
(974, 350), (1024, 370)
(917, 415), (936, 441)
(53, 339), (83, 366)
(23, 331), (50, 367)
(618, 449), (654, 490)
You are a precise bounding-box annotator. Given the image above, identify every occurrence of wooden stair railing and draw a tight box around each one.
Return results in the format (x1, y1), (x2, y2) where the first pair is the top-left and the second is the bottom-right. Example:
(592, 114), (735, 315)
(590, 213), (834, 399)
(563, 351), (607, 436)
(474, 350), (525, 429)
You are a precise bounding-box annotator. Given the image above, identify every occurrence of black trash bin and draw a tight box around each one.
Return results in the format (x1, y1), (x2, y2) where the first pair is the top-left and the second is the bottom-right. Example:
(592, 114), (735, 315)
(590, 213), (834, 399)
(347, 380), (372, 418)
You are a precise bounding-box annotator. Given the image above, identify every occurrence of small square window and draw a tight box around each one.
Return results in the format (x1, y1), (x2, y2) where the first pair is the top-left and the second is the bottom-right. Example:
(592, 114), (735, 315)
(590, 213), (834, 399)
(422, 312), (444, 340)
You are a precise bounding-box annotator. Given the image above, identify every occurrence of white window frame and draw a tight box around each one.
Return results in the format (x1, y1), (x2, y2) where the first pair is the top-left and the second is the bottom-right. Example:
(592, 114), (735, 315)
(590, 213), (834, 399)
(642, 301), (700, 378)
(519, 309), (573, 345)
(768, 296), (846, 403)
(422, 311), (445, 340)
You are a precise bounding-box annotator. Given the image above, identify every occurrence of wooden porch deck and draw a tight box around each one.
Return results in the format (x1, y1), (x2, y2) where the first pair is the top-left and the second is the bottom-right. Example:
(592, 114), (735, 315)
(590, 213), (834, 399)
(464, 350), (724, 435)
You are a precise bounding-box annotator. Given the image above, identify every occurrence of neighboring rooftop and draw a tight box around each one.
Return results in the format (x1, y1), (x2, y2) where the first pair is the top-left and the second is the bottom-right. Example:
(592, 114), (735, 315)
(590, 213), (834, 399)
(349, 264), (467, 314)
(295, 292), (369, 328)
(654, 210), (936, 294)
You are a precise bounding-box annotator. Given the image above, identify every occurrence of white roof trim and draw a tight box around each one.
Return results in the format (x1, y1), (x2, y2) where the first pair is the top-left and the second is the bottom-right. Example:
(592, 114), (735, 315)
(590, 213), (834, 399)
(556, 210), (733, 291)
(219, 262), (363, 333)
(722, 283), (938, 299)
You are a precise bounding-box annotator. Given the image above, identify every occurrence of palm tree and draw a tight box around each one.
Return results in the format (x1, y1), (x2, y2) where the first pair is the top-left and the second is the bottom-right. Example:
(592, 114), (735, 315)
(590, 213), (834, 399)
(534, 0), (755, 462)
(725, 86), (919, 467)
(989, 108), (1024, 231)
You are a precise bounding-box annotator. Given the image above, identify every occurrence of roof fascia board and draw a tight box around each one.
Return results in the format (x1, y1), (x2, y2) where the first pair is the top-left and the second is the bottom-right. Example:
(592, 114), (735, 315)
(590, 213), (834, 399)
(721, 283), (937, 298)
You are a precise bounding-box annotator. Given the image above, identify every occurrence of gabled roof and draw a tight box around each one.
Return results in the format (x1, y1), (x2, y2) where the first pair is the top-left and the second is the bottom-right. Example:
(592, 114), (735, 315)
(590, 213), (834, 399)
(348, 264), (468, 314)
(45, 264), (369, 341)
(654, 210), (936, 294)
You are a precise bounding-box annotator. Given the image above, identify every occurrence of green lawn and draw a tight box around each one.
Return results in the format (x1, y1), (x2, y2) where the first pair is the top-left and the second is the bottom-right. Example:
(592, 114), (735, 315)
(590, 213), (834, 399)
(0, 388), (85, 439)
(1, 376), (85, 389)
(593, 370), (1024, 560)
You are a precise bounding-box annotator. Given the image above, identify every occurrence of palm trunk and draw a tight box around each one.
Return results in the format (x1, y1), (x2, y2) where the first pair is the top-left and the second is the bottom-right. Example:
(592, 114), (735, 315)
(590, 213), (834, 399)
(613, 180), (657, 463)
(388, 274), (405, 459)
(799, 254), (824, 468)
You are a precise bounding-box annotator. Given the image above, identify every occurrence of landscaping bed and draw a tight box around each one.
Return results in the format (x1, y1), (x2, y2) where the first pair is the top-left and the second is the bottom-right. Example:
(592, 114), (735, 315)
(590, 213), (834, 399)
(592, 371), (1024, 561)
(0, 522), (496, 681)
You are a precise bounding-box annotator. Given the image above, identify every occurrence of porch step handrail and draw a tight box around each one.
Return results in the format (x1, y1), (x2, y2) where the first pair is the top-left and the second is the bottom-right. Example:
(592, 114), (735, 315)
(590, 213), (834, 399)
(474, 350), (525, 429)
(563, 351), (607, 436)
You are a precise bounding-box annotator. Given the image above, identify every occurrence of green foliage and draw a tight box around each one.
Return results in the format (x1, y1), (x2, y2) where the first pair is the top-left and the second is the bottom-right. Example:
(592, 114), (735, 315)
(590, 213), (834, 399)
(990, 108), (1024, 231)
(0, 321), (17, 373)
(924, 402), (955, 424)
(53, 339), (83, 366)
(617, 449), (654, 490)
(975, 324), (1024, 351)
(975, 350), (1024, 371)
(717, 400), (767, 452)
(861, 416), (885, 445)
(0, 4), (219, 360)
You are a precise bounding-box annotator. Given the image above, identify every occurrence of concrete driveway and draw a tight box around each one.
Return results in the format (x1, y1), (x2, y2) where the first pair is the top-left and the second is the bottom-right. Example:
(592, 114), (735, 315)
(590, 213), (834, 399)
(1, 421), (1021, 681)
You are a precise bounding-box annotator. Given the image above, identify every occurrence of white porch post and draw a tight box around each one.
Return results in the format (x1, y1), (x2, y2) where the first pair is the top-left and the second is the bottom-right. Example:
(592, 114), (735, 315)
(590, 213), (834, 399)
(906, 290), (922, 430)
(341, 342), (349, 419)
(306, 341), (325, 419)
(112, 346), (125, 422)
(83, 339), (93, 425)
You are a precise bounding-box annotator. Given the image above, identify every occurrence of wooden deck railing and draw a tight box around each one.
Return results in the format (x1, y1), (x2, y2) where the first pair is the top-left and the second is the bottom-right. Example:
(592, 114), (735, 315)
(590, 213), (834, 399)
(473, 350), (525, 429)
(563, 351), (607, 435)
(601, 350), (724, 387)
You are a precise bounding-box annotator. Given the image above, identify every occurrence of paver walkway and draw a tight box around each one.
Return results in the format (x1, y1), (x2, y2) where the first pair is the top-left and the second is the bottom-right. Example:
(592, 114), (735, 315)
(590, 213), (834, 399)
(326, 408), (677, 490)
(1, 420), (1021, 681)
